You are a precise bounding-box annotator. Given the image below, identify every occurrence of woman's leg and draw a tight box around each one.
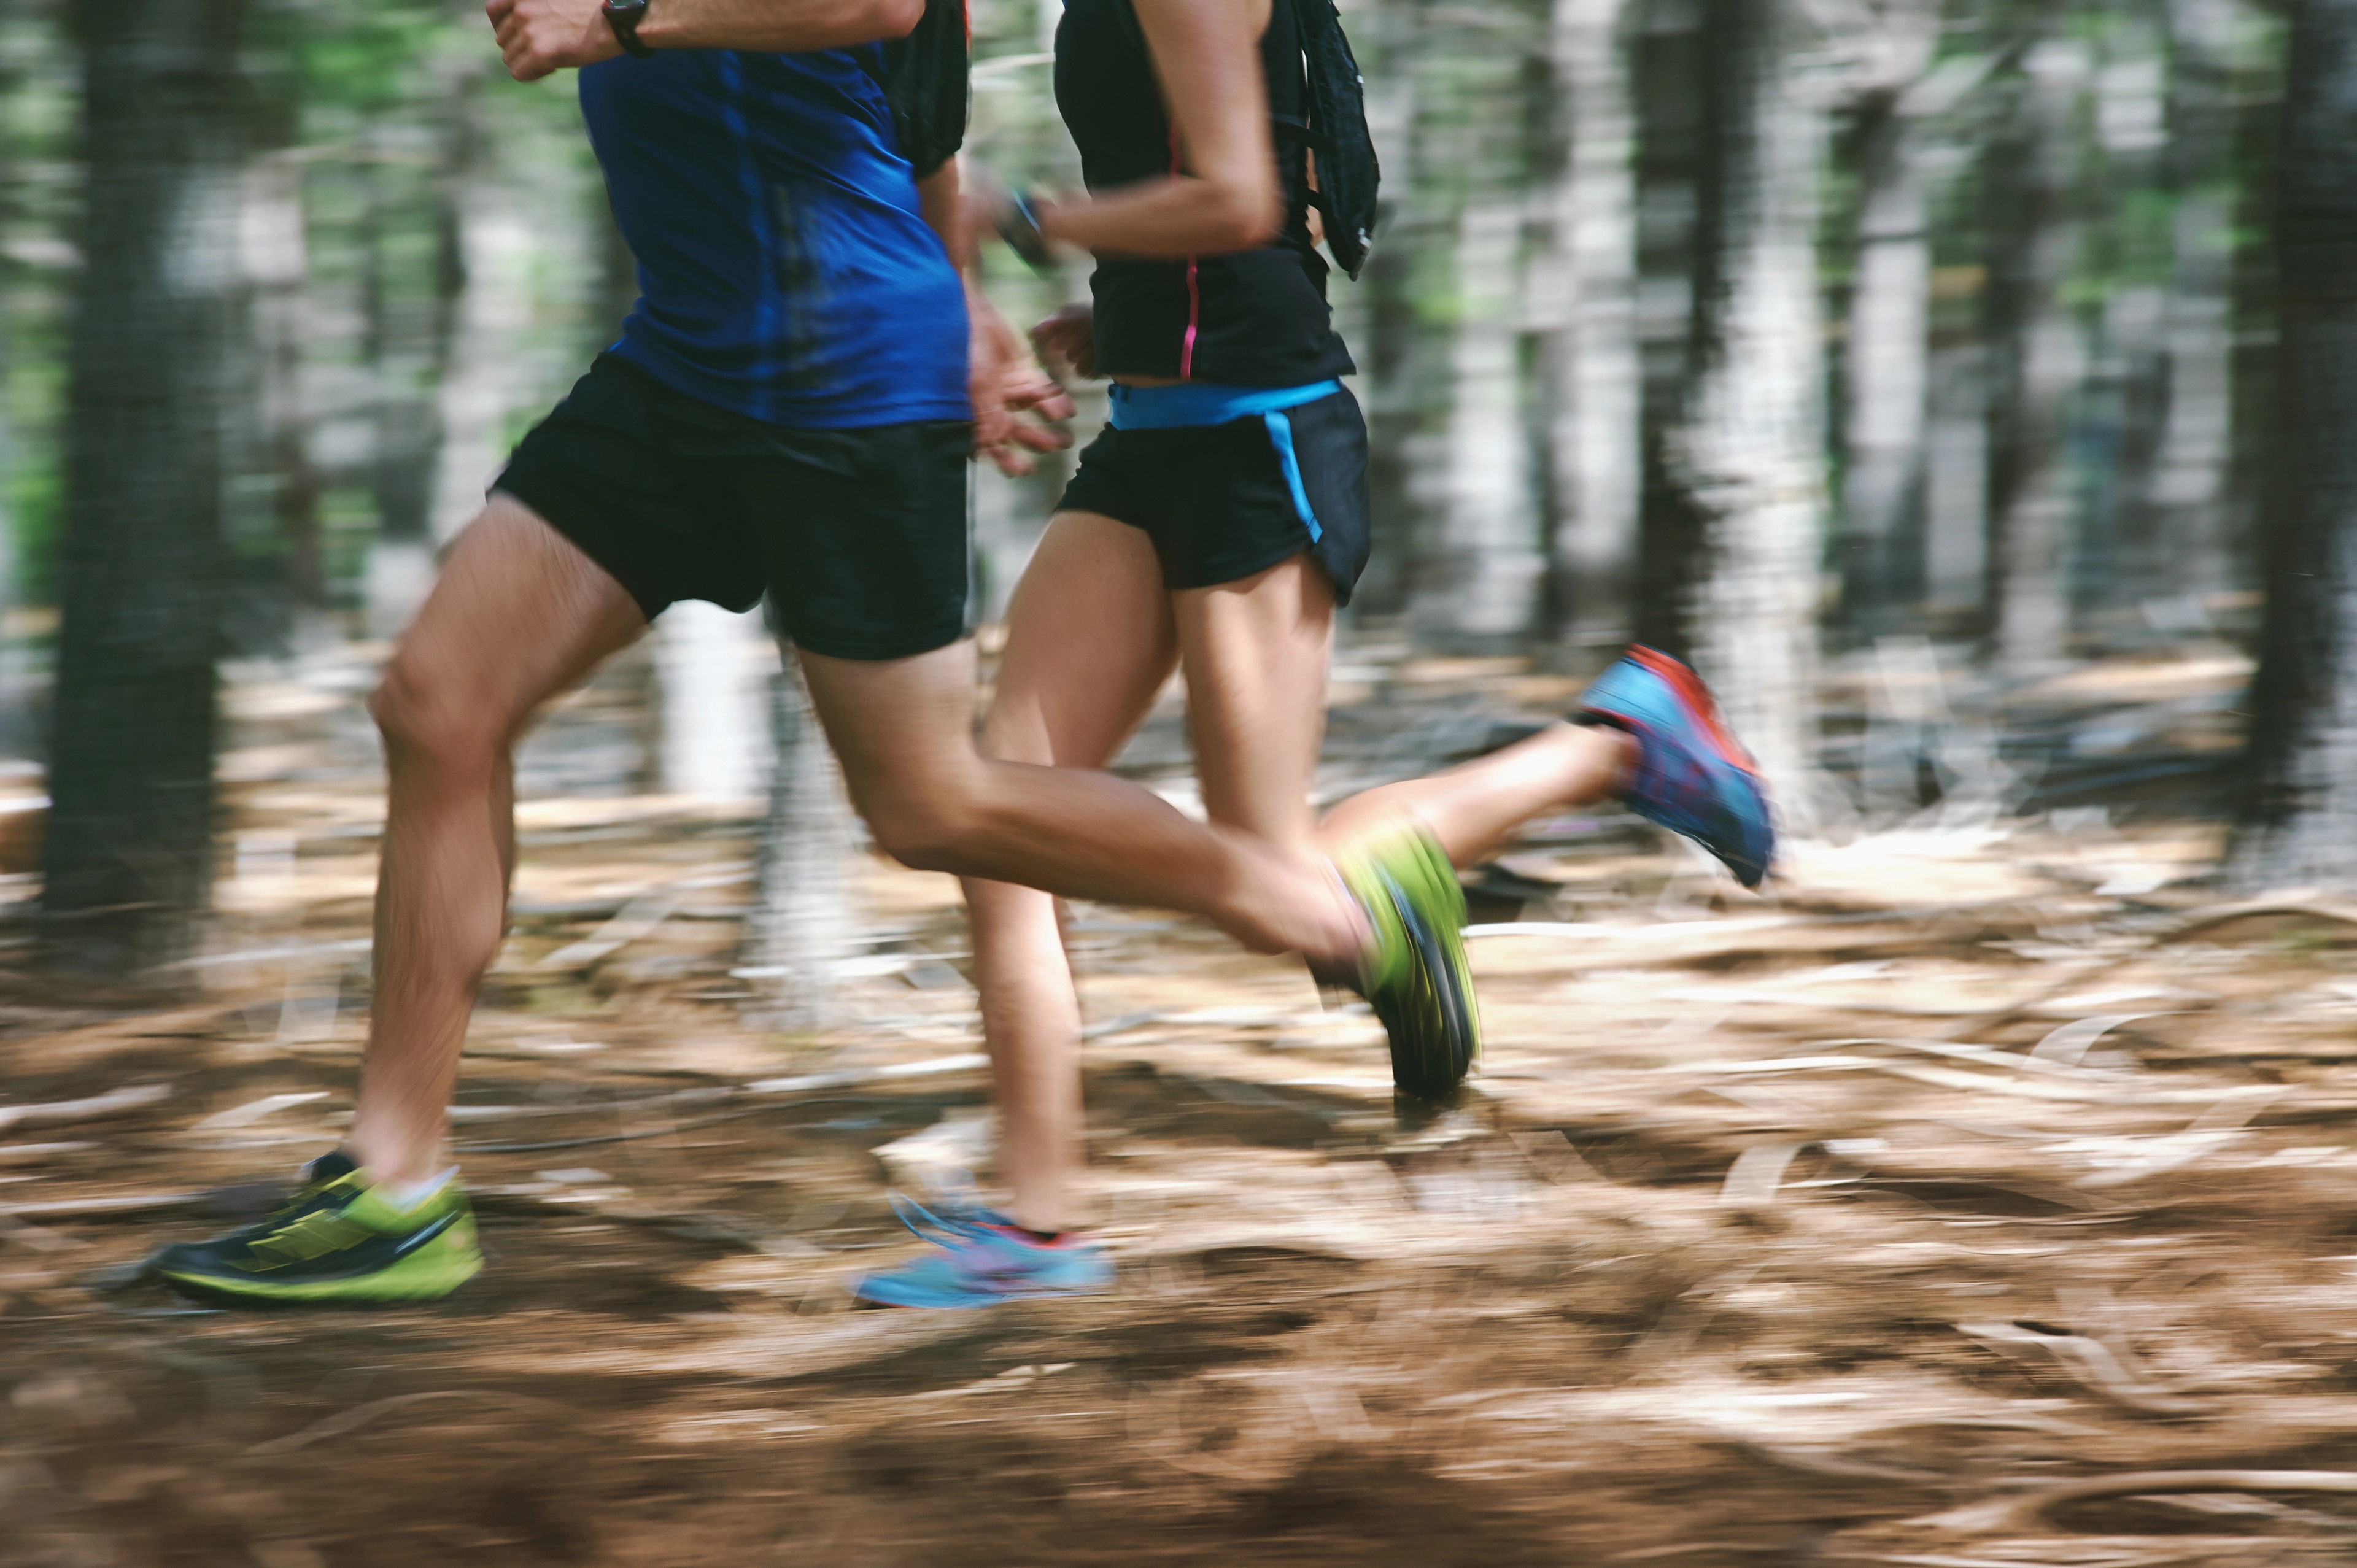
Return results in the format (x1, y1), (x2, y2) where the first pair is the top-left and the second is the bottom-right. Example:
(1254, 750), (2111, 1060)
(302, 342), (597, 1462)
(1314, 722), (1634, 868)
(1174, 554), (1336, 851)
(967, 512), (1178, 1234)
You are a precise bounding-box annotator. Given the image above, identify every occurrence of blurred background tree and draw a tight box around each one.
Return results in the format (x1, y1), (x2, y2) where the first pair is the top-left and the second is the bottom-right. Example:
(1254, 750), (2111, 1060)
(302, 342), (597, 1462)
(0, 0), (2332, 969)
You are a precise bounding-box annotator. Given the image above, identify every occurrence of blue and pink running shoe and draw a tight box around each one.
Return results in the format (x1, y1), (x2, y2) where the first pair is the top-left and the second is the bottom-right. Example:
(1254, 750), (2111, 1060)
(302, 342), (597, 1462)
(851, 1192), (1113, 1309)
(1576, 646), (1775, 889)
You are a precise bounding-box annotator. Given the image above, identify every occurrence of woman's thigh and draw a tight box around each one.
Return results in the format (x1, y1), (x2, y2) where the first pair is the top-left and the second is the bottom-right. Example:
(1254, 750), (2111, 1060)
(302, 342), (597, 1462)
(1174, 550), (1334, 851)
(983, 511), (1181, 768)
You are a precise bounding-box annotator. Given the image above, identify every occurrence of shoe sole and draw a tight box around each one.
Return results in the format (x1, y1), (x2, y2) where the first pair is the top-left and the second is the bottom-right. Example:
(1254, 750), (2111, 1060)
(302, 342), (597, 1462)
(1366, 855), (1479, 1100)
(151, 1234), (484, 1307)
(854, 1280), (1112, 1309)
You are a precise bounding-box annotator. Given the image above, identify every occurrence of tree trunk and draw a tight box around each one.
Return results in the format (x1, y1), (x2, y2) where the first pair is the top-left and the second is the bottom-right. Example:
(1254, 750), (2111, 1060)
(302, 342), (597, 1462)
(2074, 28), (2172, 639)
(244, 149), (320, 609)
(363, 101), (468, 636)
(1629, 4), (1708, 661)
(1342, 0), (1425, 620)
(425, 69), (530, 546)
(1984, 37), (2089, 673)
(745, 647), (857, 1035)
(1838, 93), (1932, 634)
(1536, 0), (1641, 655)
(0, 37), (15, 687)
(1922, 338), (1991, 626)
(2150, 0), (2243, 606)
(44, 0), (246, 971)
(1412, 196), (1541, 649)
(1668, 0), (1830, 829)
(656, 603), (769, 803)
(2227, 0), (2357, 888)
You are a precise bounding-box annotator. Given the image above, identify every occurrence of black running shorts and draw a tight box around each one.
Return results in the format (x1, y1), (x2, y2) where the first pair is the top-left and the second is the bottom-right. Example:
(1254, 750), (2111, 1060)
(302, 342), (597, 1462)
(1054, 385), (1372, 604)
(494, 355), (973, 662)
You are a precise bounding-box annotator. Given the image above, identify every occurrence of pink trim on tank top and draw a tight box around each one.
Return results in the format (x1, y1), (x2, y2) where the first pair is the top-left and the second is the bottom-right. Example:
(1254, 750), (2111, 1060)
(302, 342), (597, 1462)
(1169, 119), (1199, 380)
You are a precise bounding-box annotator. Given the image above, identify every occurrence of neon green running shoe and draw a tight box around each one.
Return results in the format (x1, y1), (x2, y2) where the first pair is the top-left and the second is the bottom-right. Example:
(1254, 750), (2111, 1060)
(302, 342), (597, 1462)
(147, 1151), (481, 1306)
(1334, 825), (1480, 1099)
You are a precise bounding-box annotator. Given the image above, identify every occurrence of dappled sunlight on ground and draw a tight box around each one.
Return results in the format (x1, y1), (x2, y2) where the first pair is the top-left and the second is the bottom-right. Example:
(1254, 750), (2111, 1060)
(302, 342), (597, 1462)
(4, 641), (2355, 1565)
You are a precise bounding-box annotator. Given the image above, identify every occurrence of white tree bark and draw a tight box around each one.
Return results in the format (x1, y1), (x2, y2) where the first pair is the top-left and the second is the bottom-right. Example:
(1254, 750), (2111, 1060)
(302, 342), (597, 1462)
(1412, 198), (1542, 647)
(1536, 0), (1641, 651)
(1992, 40), (2091, 674)
(426, 85), (535, 547)
(1923, 340), (1990, 619)
(746, 647), (858, 1034)
(655, 603), (771, 803)
(241, 149), (320, 610)
(1841, 128), (1929, 624)
(1678, 0), (1833, 832)
(2150, 0), (2243, 601)
(1836, 1), (1942, 631)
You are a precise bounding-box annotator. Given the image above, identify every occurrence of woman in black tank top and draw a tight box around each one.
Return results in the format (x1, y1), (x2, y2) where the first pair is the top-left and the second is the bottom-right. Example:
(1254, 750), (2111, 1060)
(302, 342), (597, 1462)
(855, 0), (1643, 1305)
(1048, 0), (1353, 384)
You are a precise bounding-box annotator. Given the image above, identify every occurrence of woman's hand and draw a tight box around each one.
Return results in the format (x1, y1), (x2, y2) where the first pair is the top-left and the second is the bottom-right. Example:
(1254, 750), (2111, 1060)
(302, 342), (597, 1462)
(1031, 304), (1097, 381)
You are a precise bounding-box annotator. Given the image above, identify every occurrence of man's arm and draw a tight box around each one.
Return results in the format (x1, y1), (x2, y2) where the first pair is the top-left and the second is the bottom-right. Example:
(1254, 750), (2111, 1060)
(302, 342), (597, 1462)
(488, 0), (923, 82)
(918, 160), (1075, 477)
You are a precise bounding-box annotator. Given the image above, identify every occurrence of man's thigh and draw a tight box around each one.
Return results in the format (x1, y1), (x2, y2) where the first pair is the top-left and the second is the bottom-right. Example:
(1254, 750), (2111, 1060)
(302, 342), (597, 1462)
(797, 639), (986, 830)
(379, 496), (648, 748)
(748, 420), (974, 663)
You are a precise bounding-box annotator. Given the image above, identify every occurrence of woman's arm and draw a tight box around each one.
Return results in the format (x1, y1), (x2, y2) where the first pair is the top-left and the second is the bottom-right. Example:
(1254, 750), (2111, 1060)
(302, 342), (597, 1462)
(1035, 0), (1283, 260)
(489, 0), (925, 82)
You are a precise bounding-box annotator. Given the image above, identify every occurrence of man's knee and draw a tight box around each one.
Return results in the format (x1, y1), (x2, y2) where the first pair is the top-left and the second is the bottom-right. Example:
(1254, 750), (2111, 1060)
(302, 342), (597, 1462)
(370, 649), (503, 770)
(864, 794), (986, 873)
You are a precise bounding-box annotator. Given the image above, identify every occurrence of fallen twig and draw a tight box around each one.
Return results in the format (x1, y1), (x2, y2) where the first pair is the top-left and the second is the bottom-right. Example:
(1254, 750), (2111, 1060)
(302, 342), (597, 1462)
(190, 1091), (330, 1132)
(0, 1083), (171, 1134)
(1719, 1141), (1805, 1205)
(1914, 1469), (2357, 1532)
(0, 1191), (203, 1221)
(535, 867), (755, 970)
(743, 1052), (987, 1095)
(1679, 1049), (2278, 1106)
(244, 1389), (578, 1457)
(0, 1141), (94, 1166)
(1954, 1321), (2205, 1416)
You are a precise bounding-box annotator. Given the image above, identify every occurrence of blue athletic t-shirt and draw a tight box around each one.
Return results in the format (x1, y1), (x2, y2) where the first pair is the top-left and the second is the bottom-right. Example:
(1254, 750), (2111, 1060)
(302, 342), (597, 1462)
(579, 49), (970, 429)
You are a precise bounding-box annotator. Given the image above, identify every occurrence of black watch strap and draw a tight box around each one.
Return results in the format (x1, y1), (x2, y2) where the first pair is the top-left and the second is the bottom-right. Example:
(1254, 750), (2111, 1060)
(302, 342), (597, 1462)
(601, 0), (654, 59)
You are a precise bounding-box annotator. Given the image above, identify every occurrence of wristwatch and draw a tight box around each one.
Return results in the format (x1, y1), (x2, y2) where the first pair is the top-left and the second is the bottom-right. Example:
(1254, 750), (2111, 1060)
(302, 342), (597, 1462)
(601, 0), (655, 59)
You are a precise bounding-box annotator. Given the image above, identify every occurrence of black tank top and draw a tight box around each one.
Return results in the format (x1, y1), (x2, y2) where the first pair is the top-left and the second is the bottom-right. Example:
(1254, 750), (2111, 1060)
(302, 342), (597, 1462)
(1053, 0), (1356, 386)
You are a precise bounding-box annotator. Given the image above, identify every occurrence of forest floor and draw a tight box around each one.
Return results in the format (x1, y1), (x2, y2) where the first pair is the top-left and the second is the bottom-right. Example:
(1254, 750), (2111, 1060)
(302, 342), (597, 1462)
(9, 632), (2357, 1567)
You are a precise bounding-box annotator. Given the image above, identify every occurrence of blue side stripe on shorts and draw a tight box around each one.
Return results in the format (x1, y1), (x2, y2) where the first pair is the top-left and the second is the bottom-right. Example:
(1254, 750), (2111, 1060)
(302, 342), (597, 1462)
(1261, 410), (1323, 544)
(1104, 379), (1337, 546)
(1105, 379), (1341, 430)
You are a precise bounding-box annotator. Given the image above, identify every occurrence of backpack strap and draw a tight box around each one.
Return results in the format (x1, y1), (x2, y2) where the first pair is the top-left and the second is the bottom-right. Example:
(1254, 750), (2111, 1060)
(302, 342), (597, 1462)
(882, 0), (972, 180)
(1279, 0), (1380, 279)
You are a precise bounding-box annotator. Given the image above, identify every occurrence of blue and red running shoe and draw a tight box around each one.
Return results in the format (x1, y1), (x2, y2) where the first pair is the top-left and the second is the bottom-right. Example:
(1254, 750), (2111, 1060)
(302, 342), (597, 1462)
(1576, 646), (1774, 889)
(851, 1192), (1113, 1309)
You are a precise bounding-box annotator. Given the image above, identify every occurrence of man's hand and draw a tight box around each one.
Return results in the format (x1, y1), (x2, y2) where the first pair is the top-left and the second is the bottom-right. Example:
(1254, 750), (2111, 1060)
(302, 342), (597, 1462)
(969, 285), (1076, 477)
(1030, 304), (1097, 381)
(488, 0), (621, 82)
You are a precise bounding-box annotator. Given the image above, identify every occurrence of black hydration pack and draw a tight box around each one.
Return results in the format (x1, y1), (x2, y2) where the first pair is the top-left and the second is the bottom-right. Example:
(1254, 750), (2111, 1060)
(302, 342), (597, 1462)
(883, 0), (971, 180)
(1272, 0), (1381, 280)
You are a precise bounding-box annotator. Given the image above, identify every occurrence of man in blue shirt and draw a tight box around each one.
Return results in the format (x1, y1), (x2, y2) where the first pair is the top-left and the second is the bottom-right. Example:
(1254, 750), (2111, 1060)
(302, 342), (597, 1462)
(147, 0), (1469, 1307)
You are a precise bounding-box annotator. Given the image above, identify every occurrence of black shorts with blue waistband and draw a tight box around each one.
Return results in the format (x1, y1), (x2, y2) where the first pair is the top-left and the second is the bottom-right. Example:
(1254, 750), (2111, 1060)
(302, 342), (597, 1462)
(1053, 380), (1372, 604)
